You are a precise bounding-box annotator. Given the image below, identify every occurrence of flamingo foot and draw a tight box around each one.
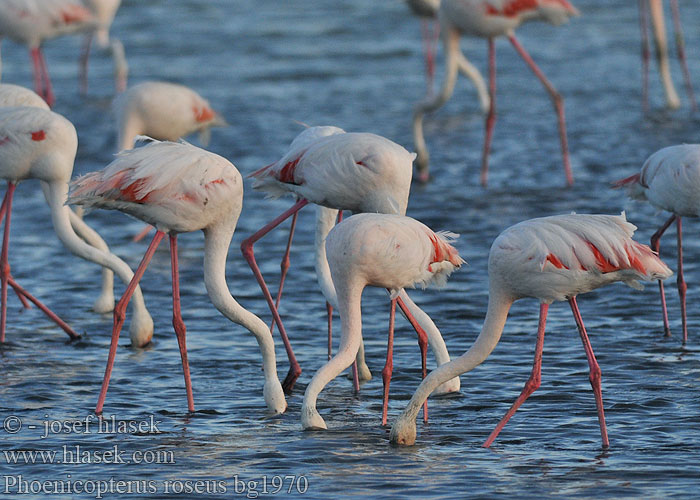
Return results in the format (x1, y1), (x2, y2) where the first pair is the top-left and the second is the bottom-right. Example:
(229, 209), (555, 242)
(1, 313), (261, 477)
(282, 365), (301, 394)
(301, 404), (327, 430)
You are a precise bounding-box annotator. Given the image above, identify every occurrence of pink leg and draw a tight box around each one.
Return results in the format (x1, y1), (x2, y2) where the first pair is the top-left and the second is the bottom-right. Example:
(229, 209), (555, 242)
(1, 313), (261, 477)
(132, 224), (154, 242)
(30, 48), (44, 105)
(0, 183), (16, 342)
(480, 38), (497, 187)
(269, 211), (298, 334)
(569, 297), (609, 448)
(650, 214), (676, 337)
(0, 194), (30, 310)
(6, 277), (78, 339)
(483, 302), (548, 448)
(669, 0), (697, 111)
(381, 298), (397, 426)
(396, 296), (429, 423)
(79, 34), (93, 96)
(36, 49), (54, 108)
(639, 0), (651, 112)
(676, 217), (688, 344)
(95, 231), (164, 415)
(170, 234), (195, 412)
(241, 199), (308, 393)
(508, 35), (573, 187)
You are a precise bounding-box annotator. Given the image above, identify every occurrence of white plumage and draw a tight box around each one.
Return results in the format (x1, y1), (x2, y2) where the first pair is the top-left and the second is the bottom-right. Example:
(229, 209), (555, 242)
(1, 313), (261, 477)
(391, 213), (671, 448)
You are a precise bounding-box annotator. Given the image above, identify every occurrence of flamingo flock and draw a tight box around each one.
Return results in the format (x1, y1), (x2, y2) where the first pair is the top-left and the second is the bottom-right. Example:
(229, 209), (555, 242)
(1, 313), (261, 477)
(0, 0), (697, 454)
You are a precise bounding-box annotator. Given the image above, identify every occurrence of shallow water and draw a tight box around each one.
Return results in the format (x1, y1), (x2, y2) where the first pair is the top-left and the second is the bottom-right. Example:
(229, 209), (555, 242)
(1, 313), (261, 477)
(1, 0), (700, 498)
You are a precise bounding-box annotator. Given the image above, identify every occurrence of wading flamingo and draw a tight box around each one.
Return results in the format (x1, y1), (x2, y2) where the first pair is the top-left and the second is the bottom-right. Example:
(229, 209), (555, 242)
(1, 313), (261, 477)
(390, 213), (672, 448)
(244, 127), (460, 398)
(614, 144), (700, 344)
(0, 106), (153, 344)
(638, 0), (695, 111)
(0, 0), (97, 107)
(69, 139), (287, 415)
(404, 0), (490, 106)
(413, 0), (579, 185)
(0, 82), (120, 320)
(301, 213), (464, 429)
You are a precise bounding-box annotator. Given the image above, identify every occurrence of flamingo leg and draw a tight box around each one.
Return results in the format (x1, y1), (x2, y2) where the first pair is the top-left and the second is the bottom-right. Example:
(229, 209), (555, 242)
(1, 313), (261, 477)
(639, 0), (651, 112)
(381, 298), (397, 426)
(508, 34), (573, 186)
(0, 182), (16, 342)
(650, 214), (676, 337)
(569, 297), (609, 448)
(79, 33), (93, 95)
(170, 234), (195, 412)
(396, 296), (429, 423)
(0, 192), (30, 310)
(483, 302), (548, 448)
(480, 37), (497, 187)
(241, 198), (309, 393)
(96, 231), (164, 415)
(132, 224), (154, 242)
(669, 0), (697, 111)
(676, 216), (688, 344)
(30, 48), (44, 105)
(35, 48), (54, 108)
(6, 277), (78, 339)
(269, 211), (298, 334)
(648, 0), (681, 109)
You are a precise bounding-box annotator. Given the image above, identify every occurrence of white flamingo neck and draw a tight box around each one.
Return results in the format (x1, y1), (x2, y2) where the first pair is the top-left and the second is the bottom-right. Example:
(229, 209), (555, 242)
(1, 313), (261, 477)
(314, 206), (340, 309)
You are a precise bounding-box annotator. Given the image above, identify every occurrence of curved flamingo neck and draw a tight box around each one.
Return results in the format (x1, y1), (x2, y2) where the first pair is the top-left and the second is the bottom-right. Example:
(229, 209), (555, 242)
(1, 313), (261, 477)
(314, 206), (340, 309)
(396, 285), (513, 423)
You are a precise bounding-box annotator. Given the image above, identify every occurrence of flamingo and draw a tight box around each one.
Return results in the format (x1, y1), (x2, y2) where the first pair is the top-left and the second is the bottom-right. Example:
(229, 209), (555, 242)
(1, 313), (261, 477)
(68, 139), (287, 415)
(243, 126), (460, 398)
(0, 82), (122, 319)
(301, 212), (464, 430)
(413, 0), (578, 185)
(404, 0), (490, 106)
(390, 213), (672, 448)
(638, 0), (695, 111)
(614, 144), (700, 344)
(114, 81), (227, 242)
(79, 0), (128, 95)
(0, 106), (153, 344)
(0, 0), (98, 107)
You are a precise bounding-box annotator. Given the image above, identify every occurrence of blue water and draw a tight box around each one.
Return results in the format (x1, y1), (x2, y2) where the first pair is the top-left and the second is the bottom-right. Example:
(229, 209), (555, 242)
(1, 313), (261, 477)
(0, 0), (699, 498)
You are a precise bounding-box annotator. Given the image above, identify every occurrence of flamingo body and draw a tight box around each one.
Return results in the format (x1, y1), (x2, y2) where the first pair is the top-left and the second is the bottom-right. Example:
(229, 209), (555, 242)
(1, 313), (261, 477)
(302, 213), (464, 430)
(441, 0), (578, 38)
(0, 106), (153, 344)
(0, 83), (49, 109)
(622, 145), (700, 217)
(252, 131), (415, 215)
(114, 81), (226, 152)
(390, 213), (671, 447)
(615, 144), (700, 343)
(70, 139), (286, 415)
(0, 0), (94, 46)
(71, 140), (240, 232)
